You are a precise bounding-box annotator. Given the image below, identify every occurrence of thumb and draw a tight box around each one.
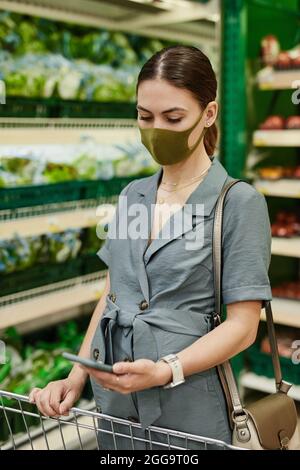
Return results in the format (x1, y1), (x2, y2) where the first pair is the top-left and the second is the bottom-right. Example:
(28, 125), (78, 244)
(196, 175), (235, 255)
(59, 390), (76, 415)
(113, 361), (137, 375)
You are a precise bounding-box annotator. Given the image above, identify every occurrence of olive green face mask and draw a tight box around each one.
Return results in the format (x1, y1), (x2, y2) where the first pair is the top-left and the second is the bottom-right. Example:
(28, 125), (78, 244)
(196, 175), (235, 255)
(138, 108), (208, 165)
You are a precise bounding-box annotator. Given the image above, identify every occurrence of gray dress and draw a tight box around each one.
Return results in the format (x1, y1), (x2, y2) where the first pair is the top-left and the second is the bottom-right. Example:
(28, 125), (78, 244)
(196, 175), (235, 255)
(90, 155), (273, 450)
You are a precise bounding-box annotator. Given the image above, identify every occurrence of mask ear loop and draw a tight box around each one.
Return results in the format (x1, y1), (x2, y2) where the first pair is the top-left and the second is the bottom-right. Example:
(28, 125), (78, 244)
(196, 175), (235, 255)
(187, 109), (209, 153)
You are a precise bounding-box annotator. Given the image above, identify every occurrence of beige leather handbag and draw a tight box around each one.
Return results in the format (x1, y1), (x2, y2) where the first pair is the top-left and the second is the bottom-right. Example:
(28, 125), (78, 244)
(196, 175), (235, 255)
(212, 179), (300, 450)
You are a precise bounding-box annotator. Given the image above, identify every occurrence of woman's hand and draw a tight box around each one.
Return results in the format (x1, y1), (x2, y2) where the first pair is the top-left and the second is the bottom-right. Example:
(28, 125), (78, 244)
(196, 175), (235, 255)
(80, 359), (173, 394)
(28, 375), (85, 417)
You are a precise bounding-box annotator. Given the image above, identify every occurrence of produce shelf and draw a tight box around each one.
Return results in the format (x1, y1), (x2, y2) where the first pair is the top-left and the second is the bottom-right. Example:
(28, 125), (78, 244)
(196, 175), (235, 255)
(0, 271), (107, 332)
(0, 199), (116, 238)
(261, 297), (300, 328)
(0, 0), (217, 46)
(0, 97), (137, 119)
(254, 179), (300, 198)
(257, 67), (300, 90)
(271, 237), (300, 258)
(240, 372), (300, 402)
(0, 254), (106, 297)
(0, 178), (128, 210)
(0, 121), (139, 145)
(253, 130), (300, 147)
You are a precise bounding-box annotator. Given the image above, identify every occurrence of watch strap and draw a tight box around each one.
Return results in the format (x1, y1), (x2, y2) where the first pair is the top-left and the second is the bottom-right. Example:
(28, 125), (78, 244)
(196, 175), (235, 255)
(159, 354), (185, 389)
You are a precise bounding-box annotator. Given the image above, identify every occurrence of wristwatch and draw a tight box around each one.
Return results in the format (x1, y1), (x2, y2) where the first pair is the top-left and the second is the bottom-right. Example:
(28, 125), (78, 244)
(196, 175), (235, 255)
(158, 354), (185, 389)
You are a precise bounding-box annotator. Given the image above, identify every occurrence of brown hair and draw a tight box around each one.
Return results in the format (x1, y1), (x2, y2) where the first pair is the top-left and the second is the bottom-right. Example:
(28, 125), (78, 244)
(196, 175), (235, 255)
(136, 45), (218, 156)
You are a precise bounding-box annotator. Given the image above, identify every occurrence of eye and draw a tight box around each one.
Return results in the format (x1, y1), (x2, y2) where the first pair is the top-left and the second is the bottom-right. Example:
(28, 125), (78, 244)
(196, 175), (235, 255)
(138, 116), (182, 123)
(139, 116), (152, 121)
(167, 118), (182, 123)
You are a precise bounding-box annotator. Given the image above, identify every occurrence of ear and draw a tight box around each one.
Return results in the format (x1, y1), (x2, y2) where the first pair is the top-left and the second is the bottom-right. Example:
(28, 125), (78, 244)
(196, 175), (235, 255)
(205, 101), (218, 126)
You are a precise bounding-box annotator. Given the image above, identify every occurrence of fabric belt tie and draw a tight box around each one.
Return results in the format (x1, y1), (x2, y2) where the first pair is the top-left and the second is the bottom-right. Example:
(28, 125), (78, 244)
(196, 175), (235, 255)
(100, 303), (212, 430)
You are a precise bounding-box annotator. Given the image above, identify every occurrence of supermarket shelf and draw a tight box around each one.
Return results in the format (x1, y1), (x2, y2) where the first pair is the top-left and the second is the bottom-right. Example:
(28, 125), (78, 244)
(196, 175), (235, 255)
(0, 272), (107, 332)
(257, 66), (300, 90)
(0, 0), (217, 46)
(0, 117), (137, 128)
(271, 237), (300, 258)
(254, 179), (300, 198)
(0, 100), (138, 120)
(0, 200), (116, 239)
(253, 130), (300, 147)
(261, 297), (300, 328)
(240, 372), (300, 401)
(0, 121), (139, 145)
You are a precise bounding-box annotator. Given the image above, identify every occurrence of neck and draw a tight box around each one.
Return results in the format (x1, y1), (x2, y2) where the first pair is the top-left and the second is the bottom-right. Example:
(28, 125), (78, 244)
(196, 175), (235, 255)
(160, 145), (212, 185)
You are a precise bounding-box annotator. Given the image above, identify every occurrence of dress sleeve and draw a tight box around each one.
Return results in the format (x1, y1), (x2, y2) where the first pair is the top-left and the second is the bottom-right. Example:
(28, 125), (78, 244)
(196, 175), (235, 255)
(221, 182), (273, 308)
(96, 181), (134, 268)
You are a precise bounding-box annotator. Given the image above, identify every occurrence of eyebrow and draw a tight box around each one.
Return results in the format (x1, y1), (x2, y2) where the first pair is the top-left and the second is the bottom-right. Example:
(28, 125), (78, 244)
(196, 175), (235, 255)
(136, 105), (188, 114)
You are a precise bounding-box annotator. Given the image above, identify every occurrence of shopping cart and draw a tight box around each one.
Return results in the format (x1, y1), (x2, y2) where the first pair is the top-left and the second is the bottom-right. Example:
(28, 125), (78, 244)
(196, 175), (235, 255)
(0, 390), (242, 450)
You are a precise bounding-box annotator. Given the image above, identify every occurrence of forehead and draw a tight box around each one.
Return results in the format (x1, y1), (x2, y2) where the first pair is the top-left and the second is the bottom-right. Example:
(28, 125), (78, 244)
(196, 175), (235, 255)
(137, 79), (196, 111)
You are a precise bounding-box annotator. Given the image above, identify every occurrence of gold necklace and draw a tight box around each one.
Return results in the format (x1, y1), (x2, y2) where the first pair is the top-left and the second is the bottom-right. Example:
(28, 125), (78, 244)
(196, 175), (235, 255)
(157, 173), (207, 204)
(159, 167), (209, 194)
(161, 163), (211, 187)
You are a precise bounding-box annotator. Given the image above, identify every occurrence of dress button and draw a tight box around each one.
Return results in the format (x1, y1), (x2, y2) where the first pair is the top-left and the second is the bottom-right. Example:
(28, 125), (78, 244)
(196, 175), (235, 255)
(93, 348), (100, 360)
(139, 300), (149, 311)
(108, 293), (116, 302)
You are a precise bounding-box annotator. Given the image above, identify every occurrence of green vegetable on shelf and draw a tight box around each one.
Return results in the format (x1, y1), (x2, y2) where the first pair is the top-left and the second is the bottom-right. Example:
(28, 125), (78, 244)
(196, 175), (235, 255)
(43, 161), (78, 183)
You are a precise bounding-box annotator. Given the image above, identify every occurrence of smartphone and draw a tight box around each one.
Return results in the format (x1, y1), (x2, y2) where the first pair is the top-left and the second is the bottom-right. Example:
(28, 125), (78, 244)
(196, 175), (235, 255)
(62, 352), (114, 373)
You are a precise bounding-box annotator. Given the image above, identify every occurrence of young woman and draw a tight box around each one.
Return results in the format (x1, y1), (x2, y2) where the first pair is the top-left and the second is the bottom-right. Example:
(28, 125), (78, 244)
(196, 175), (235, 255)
(29, 45), (272, 450)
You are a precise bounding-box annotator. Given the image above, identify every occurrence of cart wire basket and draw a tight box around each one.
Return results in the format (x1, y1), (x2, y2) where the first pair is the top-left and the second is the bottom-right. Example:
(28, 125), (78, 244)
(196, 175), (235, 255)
(0, 390), (242, 451)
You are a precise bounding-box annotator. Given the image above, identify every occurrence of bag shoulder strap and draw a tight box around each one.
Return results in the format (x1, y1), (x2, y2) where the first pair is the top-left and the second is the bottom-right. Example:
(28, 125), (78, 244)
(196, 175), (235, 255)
(212, 178), (291, 417)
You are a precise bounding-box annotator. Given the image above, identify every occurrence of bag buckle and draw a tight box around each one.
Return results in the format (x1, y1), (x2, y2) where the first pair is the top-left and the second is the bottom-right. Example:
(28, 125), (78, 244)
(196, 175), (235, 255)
(232, 410), (251, 443)
(279, 430), (289, 450)
(213, 312), (221, 327)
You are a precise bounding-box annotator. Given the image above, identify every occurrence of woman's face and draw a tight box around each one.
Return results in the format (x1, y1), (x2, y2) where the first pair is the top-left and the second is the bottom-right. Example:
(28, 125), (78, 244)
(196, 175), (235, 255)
(136, 78), (218, 148)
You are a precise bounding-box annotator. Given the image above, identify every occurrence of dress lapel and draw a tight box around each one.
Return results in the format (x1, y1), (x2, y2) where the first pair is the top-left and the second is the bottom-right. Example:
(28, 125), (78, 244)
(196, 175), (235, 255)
(132, 157), (229, 291)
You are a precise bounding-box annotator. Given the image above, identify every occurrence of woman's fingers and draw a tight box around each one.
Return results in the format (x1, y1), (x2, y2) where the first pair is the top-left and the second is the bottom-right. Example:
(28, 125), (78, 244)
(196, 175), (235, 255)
(85, 367), (121, 391)
(58, 390), (77, 416)
(28, 387), (41, 404)
(49, 386), (65, 415)
(35, 389), (59, 417)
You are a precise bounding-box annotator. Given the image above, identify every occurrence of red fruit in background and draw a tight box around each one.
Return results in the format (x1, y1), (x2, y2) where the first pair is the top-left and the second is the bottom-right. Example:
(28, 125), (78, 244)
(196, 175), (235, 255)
(292, 55), (300, 68)
(277, 226), (291, 237)
(261, 336), (271, 354)
(276, 51), (292, 68)
(276, 211), (287, 222)
(292, 221), (300, 234)
(285, 213), (297, 223)
(261, 35), (280, 66)
(284, 167), (294, 178)
(294, 166), (300, 178)
(286, 116), (300, 129)
(260, 115), (285, 130)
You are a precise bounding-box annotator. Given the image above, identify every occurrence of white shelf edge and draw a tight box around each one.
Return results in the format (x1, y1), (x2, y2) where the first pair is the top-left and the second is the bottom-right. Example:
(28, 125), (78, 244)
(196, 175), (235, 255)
(254, 179), (300, 198)
(257, 67), (300, 90)
(271, 237), (300, 258)
(0, 203), (116, 239)
(0, 117), (137, 128)
(0, 127), (139, 145)
(261, 297), (300, 328)
(240, 372), (300, 402)
(253, 130), (300, 147)
(0, 272), (107, 331)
